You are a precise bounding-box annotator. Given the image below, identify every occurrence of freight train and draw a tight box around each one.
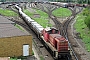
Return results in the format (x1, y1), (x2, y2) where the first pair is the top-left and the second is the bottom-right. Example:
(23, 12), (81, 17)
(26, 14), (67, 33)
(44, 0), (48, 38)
(15, 5), (70, 59)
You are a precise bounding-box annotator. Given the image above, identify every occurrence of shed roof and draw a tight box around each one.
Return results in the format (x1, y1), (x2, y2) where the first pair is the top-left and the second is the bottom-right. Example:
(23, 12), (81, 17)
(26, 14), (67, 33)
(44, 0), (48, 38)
(0, 16), (30, 38)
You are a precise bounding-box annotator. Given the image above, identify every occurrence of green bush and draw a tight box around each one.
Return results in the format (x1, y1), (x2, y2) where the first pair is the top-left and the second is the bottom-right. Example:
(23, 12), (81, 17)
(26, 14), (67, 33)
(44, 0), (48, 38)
(10, 57), (17, 60)
(84, 15), (90, 29)
(32, 51), (34, 55)
(83, 8), (90, 29)
(74, 13), (90, 52)
(83, 8), (90, 16)
(0, 8), (18, 16)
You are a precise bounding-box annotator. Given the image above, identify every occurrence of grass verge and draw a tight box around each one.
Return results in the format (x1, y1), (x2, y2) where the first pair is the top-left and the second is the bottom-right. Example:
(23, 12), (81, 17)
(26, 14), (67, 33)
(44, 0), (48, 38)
(0, 8), (18, 16)
(52, 8), (71, 17)
(74, 12), (90, 52)
(15, 24), (24, 31)
(10, 57), (17, 60)
(24, 9), (52, 28)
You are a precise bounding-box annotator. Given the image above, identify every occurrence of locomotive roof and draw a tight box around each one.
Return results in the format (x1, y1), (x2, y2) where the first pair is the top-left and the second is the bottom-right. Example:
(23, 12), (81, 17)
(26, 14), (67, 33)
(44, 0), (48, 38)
(44, 27), (51, 31)
(49, 34), (67, 41)
(44, 27), (57, 31)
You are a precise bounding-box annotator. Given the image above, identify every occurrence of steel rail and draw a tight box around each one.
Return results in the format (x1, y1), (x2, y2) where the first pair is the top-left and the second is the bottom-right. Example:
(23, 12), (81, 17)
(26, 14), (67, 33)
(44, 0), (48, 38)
(63, 15), (79, 60)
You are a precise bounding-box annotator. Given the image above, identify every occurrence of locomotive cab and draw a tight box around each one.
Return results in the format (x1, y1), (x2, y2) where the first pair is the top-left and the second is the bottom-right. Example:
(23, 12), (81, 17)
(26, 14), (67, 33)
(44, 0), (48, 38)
(42, 27), (60, 42)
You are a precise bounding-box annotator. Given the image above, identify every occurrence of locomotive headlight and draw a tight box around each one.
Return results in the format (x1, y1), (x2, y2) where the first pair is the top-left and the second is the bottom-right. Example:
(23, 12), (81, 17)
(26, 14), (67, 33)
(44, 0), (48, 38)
(56, 51), (58, 58)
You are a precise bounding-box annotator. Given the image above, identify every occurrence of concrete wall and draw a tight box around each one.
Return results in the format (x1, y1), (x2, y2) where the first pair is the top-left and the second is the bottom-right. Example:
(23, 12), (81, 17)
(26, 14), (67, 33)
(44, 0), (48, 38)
(0, 35), (32, 57)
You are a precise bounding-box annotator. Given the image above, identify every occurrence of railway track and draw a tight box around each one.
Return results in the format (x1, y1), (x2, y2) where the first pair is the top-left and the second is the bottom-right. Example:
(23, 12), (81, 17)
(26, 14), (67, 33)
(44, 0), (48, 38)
(49, 5), (83, 60)
(45, 5), (82, 60)
(62, 7), (83, 60)
(60, 8), (83, 60)
(49, 14), (77, 60)
(56, 15), (79, 60)
(63, 15), (78, 60)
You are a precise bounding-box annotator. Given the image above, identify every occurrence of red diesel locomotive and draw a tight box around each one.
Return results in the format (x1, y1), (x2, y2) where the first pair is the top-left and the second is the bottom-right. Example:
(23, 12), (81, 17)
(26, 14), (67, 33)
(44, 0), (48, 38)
(41, 27), (70, 59)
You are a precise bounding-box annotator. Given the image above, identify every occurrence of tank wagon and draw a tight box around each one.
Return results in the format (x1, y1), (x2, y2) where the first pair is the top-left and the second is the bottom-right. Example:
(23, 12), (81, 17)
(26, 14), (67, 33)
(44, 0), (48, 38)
(15, 5), (70, 59)
(49, 2), (88, 8)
